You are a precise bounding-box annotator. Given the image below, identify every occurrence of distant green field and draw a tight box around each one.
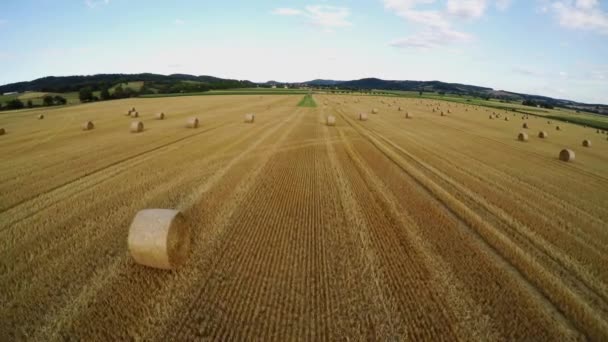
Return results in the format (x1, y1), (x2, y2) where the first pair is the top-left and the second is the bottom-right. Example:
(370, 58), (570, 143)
(297, 94), (317, 107)
(111, 81), (144, 92)
(0, 91), (83, 106)
(141, 88), (310, 98)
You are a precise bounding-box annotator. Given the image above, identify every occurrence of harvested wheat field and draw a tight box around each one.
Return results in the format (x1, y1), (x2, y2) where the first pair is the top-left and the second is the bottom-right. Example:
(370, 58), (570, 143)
(1, 94), (608, 341)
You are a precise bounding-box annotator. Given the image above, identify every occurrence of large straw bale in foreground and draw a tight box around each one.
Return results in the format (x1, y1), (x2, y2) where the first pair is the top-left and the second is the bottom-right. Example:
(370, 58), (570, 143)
(82, 121), (94, 130)
(187, 117), (199, 128)
(518, 132), (528, 142)
(130, 121), (144, 133)
(128, 209), (190, 270)
(559, 149), (575, 162)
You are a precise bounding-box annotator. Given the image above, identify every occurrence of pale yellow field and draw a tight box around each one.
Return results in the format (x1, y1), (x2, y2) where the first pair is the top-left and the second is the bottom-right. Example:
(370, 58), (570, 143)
(1, 95), (607, 340)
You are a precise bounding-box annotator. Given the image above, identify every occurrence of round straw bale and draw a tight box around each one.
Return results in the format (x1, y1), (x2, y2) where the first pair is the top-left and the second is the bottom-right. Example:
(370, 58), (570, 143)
(128, 209), (190, 270)
(489, 115), (494, 119)
(441, 112), (445, 116)
(0, 128), (5, 135)
(405, 112), (412, 119)
(505, 117), (509, 121)
(398, 107), (403, 111)
(372, 108), (378, 114)
(538, 131), (548, 138)
(359, 113), (368, 121)
(131, 111), (139, 118)
(598, 129), (601, 134)
(523, 122), (528, 129)
(547, 120), (551, 124)
(556, 125), (561, 131)
(38, 114), (44, 120)
(244, 113), (255, 123)
(187, 117), (199, 128)
(82, 121), (94, 130)
(559, 149), (575, 162)
(156, 112), (165, 120)
(518, 132), (528, 142)
(326, 115), (336, 126)
(130, 121), (144, 133)
(582, 139), (591, 147)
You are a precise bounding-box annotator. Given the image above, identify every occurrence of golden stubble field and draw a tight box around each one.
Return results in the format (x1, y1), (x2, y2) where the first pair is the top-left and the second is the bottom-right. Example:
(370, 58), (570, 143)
(1, 94), (607, 340)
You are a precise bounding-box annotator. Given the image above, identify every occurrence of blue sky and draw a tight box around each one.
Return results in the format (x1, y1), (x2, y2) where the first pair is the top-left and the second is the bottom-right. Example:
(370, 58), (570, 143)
(0, 0), (607, 103)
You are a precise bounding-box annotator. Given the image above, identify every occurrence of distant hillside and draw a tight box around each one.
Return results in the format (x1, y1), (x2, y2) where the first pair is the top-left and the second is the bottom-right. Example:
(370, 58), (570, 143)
(0, 73), (256, 94)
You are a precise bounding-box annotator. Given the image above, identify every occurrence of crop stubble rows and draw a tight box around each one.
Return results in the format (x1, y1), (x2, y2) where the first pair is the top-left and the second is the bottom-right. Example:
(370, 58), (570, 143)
(1, 94), (606, 340)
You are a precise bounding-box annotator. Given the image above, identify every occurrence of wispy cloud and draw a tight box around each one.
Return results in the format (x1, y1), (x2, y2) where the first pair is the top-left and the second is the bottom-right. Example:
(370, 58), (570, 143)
(272, 8), (303, 16)
(547, 0), (608, 35)
(512, 66), (544, 77)
(384, 1), (513, 49)
(272, 5), (352, 32)
(85, 0), (109, 8)
(175, 18), (185, 25)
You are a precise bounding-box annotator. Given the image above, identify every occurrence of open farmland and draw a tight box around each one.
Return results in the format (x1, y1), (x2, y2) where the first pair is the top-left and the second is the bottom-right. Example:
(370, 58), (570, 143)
(1, 94), (608, 340)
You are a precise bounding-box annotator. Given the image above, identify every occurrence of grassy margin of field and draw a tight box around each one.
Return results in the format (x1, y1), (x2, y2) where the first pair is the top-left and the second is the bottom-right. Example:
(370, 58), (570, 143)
(297, 94), (317, 107)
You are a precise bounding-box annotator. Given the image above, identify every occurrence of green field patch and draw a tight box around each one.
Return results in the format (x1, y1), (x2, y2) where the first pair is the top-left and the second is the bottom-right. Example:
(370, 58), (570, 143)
(297, 94), (317, 107)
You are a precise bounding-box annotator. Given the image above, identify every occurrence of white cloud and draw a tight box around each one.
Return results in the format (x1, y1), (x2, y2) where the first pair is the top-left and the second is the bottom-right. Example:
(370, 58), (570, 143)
(85, 0), (109, 8)
(495, 0), (512, 11)
(390, 28), (473, 49)
(384, 0), (491, 49)
(272, 5), (352, 31)
(548, 0), (608, 34)
(559, 71), (568, 77)
(175, 19), (185, 25)
(447, 0), (488, 19)
(272, 8), (303, 16)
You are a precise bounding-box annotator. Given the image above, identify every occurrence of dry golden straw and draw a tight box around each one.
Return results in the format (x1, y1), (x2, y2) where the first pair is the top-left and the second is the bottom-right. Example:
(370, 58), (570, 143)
(0, 128), (5, 135)
(326, 116), (336, 126)
(38, 114), (44, 120)
(82, 121), (94, 131)
(372, 108), (379, 114)
(130, 121), (144, 133)
(156, 112), (165, 120)
(130, 111), (139, 118)
(244, 113), (255, 123)
(582, 139), (591, 147)
(538, 131), (548, 138)
(518, 132), (528, 142)
(128, 209), (190, 270)
(187, 117), (199, 128)
(559, 149), (575, 162)
(359, 113), (368, 121)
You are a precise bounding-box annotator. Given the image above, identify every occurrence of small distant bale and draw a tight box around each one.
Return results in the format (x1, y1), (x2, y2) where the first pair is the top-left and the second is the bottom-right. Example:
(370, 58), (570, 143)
(244, 113), (255, 123)
(518, 132), (529, 142)
(130, 121), (144, 133)
(398, 107), (403, 111)
(38, 114), (44, 120)
(538, 131), (548, 138)
(131, 107), (136, 112)
(597, 129), (601, 134)
(555, 125), (561, 131)
(504, 117), (509, 121)
(547, 120), (551, 124)
(187, 117), (199, 128)
(582, 139), (591, 147)
(156, 112), (165, 120)
(359, 113), (368, 121)
(405, 112), (412, 119)
(447, 110), (451, 114)
(372, 108), (379, 114)
(523, 122), (528, 129)
(326, 116), (336, 126)
(128, 209), (190, 270)
(0, 128), (5, 135)
(559, 149), (575, 162)
(441, 111), (445, 116)
(131, 111), (139, 118)
(82, 121), (94, 131)
(489, 115), (494, 119)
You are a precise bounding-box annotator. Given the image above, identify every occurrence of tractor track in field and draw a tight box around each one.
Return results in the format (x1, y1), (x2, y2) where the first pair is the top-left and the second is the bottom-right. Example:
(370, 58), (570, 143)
(337, 107), (608, 341)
